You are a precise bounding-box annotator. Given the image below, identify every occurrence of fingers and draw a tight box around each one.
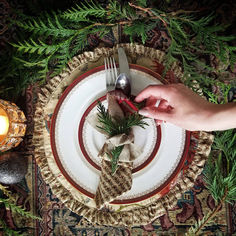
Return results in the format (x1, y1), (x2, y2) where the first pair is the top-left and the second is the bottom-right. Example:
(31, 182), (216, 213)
(155, 119), (163, 126)
(139, 106), (173, 122)
(158, 99), (172, 110)
(145, 96), (158, 107)
(135, 85), (170, 103)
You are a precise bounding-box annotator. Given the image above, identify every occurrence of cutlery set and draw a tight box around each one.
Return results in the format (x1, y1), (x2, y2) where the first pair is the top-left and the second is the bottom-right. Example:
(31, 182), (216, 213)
(104, 48), (138, 112)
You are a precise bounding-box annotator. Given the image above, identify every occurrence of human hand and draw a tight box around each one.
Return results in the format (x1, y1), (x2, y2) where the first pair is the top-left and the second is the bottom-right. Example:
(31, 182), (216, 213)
(135, 83), (233, 131)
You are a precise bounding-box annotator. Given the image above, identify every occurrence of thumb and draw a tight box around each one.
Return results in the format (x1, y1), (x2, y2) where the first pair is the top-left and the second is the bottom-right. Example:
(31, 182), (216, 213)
(139, 107), (173, 122)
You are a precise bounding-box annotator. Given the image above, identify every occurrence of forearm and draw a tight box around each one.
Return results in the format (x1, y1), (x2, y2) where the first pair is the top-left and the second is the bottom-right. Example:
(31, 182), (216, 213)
(205, 102), (236, 131)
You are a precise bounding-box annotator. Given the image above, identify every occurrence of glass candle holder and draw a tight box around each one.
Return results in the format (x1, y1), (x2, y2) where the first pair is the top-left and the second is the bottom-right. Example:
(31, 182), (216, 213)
(0, 99), (26, 152)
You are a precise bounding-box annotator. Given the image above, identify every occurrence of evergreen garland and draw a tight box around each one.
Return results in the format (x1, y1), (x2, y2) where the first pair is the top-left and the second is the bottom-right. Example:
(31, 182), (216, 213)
(1, 0), (235, 99)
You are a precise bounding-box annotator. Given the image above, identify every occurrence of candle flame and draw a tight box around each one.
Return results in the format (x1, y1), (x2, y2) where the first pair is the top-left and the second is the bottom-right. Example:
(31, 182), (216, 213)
(0, 115), (9, 135)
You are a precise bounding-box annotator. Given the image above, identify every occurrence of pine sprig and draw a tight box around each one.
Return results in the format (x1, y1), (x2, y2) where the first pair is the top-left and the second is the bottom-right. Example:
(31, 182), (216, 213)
(96, 101), (148, 136)
(203, 81), (232, 104)
(121, 113), (149, 132)
(185, 197), (227, 236)
(107, 145), (124, 174)
(204, 153), (226, 204)
(186, 190), (228, 235)
(96, 101), (116, 136)
(186, 211), (212, 236)
(97, 101), (148, 173)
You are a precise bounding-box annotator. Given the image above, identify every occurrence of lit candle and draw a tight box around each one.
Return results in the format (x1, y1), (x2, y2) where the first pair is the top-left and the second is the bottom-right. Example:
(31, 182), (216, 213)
(0, 107), (9, 143)
(0, 115), (9, 135)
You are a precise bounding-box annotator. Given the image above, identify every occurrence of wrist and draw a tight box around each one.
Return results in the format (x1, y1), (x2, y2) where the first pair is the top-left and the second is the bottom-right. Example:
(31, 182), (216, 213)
(204, 103), (236, 131)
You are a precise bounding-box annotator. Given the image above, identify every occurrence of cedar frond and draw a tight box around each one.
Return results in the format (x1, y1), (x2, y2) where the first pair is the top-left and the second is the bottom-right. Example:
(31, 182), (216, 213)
(0, 198), (41, 220)
(16, 13), (77, 37)
(62, 1), (106, 22)
(107, 1), (135, 21)
(123, 20), (157, 44)
(11, 39), (59, 55)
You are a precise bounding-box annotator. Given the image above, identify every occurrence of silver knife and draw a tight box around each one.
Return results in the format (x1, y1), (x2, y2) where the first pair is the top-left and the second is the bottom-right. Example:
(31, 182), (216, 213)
(118, 48), (131, 80)
(115, 48), (132, 97)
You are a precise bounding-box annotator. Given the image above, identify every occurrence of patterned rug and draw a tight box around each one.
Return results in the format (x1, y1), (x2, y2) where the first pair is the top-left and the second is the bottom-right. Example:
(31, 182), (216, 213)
(1, 0), (236, 235)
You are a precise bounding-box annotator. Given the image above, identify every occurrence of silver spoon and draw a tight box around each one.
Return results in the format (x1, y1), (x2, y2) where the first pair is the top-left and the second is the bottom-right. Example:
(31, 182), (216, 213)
(115, 73), (131, 98)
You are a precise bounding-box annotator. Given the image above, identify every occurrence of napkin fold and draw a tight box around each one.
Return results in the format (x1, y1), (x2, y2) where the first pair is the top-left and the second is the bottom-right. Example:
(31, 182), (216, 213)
(87, 94), (141, 209)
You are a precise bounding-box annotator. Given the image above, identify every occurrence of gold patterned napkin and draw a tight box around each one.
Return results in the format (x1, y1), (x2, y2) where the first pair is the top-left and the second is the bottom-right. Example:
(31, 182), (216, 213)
(87, 93), (141, 209)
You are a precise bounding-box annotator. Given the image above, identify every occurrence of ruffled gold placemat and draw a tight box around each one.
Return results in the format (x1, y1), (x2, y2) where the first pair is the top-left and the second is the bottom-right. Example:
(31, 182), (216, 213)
(33, 43), (214, 226)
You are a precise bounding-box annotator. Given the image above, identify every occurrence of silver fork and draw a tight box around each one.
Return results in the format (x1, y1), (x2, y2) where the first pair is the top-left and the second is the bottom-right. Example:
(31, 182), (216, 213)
(104, 57), (118, 92)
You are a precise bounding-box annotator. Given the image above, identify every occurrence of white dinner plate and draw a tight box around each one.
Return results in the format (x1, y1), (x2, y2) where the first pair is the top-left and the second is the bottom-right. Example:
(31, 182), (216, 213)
(50, 64), (190, 204)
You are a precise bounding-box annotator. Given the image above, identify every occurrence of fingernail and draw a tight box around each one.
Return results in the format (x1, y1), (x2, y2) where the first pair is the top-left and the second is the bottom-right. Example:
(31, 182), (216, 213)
(138, 109), (148, 117)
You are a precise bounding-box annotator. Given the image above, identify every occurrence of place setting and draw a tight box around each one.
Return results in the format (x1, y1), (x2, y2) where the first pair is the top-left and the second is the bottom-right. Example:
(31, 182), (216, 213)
(33, 44), (214, 226)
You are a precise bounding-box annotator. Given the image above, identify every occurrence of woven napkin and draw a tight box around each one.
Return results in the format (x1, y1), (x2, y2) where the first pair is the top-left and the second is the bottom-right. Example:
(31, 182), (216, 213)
(87, 93), (141, 209)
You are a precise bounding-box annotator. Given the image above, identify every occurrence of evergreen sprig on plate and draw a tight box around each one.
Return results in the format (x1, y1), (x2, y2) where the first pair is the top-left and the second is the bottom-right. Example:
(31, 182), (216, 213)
(96, 101), (148, 174)
(107, 145), (124, 175)
(96, 101), (148, 136)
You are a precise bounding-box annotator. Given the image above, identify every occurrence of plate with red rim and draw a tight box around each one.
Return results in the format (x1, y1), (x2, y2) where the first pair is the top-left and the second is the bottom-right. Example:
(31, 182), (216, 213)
(50, 64), (191, 205)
